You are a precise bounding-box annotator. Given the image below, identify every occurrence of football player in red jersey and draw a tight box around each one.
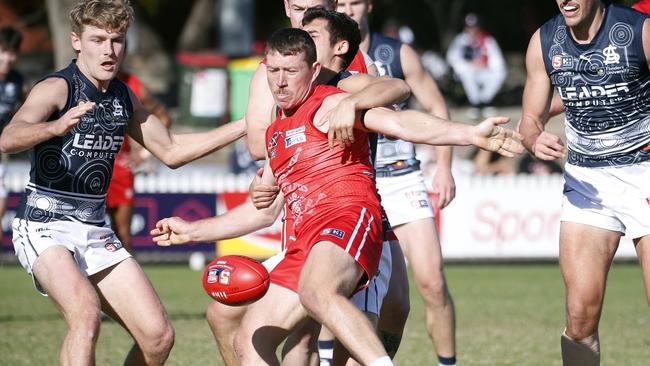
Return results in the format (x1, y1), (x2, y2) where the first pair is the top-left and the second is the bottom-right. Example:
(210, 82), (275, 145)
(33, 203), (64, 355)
(154, 28), (523, 366)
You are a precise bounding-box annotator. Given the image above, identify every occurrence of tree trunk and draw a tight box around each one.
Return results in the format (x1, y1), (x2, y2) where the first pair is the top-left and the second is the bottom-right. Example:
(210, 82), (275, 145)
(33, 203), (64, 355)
(46, 0), (77, 70)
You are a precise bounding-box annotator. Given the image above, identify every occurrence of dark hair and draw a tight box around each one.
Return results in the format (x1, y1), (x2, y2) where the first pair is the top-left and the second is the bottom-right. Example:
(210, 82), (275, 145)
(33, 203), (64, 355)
(302, 7), (361, 68)
(265, 28), (317, 65)
(0, 27), (22, 52)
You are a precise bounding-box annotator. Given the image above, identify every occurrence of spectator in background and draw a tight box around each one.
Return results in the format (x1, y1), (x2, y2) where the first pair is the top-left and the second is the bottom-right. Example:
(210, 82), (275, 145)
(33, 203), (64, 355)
(446, 13), (506, 120)
(107, 70), (172, 254)
(0, 26), (24, 242)
(518, 154), (563, 176)
(470, 148), (515, 176)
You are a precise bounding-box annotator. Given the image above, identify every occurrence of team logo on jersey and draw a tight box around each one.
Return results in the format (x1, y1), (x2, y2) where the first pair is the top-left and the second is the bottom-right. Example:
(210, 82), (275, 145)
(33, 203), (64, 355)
(321, 228), (346, 239)
(552, 55), (573, 70)
(268, 132), (279, 159)
(112, 98), (124, 117)
(603, 44), (620, 65)
(104, 241), (123, 252)
(285, 126), (306, 148)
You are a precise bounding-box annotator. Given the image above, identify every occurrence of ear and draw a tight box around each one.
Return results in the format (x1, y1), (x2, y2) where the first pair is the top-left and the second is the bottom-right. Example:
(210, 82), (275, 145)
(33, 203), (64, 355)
(284, 0), (291, 18)
(311, 62), (322, 83)
(334, 40), (350, 57)
(70, 32), (81, 52)
(368, 0), (373, 13)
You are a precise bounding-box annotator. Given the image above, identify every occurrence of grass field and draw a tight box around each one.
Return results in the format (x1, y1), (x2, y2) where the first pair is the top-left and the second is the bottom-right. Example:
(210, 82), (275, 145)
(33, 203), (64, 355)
(0, 262), (648, 365)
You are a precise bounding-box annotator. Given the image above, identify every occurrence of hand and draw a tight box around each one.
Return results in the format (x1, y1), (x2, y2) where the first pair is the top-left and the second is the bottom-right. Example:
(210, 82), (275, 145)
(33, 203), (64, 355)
(532, 131), (566, 161)
(317, 97), (356, 149)
(431, 167), (456, 209)
(249, 167), (279, 209)
(51, 101), (95, 136)
(151, 217), (193, 246)
(473, 117), (525, 158)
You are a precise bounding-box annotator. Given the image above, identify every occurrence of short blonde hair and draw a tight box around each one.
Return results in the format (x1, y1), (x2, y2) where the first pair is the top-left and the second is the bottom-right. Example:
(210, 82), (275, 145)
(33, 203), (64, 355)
(69, 0), (134, 36)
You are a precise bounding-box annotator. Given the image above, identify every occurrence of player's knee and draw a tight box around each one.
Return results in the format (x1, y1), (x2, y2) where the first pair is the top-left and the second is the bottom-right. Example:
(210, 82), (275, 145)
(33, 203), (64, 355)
(298, 284), (327, 317)
(417, 275), (448, 306)
(140, 321), (175, 361)
(565, 303), (599, 339)
(69, 307), (102, 343)
(206, 302), (237, 333)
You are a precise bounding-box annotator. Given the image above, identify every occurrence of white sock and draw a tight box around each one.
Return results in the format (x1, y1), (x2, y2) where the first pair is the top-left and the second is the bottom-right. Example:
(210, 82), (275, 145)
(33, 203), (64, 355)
(369, 356), (394, 366)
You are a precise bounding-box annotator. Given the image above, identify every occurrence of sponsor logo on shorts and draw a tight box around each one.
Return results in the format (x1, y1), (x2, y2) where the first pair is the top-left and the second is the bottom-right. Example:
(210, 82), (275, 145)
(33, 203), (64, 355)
(411, 199), (429, 208)
(104, 242), (123, 252)
(321, 228), (346, 239)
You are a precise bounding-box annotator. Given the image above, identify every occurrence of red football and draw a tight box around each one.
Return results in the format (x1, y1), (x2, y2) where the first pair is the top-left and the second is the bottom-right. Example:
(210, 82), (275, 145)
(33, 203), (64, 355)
(202, 255), (270, 305)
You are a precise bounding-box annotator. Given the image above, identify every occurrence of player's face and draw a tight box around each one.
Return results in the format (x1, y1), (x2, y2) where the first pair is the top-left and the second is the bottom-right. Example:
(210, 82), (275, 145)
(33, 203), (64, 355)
(285, 0), (336, 28)
(266, 50), (320, 112)
(336, 0), (370, 27)
(556, 0), (600, 28)
(71, 25), (126, 87)
(303, 18), (336, 67)
(0, 46), (17, 77)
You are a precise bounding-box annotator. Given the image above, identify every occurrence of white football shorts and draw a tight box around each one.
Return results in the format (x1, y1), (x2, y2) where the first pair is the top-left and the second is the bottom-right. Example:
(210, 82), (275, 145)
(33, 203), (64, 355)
(376, 170), (435, 227)
(561, 161), (650, 239)
(12, 218), (131, 295)
(351, 239), (392, 315)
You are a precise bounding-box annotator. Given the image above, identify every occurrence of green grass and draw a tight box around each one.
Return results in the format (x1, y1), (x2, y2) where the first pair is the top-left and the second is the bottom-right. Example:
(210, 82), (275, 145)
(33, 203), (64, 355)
(0, 262), (647, 365)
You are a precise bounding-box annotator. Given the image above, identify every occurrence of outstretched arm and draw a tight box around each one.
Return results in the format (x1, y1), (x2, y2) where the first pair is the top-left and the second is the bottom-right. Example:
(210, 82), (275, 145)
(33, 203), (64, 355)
(127, 88), (247, 169)
(320, 74), (410, 148)
(244, 63), (277, 160)
(518, 30), (565, 161)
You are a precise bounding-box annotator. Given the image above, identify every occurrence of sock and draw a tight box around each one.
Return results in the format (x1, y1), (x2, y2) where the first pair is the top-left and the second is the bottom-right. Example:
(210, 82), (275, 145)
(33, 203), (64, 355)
(561, 330), (600, 366)
(318, 340), (334, 365)
(369, 356), (394, 366)
(438, 355), (457, 366)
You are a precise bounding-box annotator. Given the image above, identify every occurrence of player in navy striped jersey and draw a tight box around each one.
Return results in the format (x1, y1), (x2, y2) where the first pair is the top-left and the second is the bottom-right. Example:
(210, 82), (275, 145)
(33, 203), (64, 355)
(519, 1), (650, 364)
(0, 1), (246, 364)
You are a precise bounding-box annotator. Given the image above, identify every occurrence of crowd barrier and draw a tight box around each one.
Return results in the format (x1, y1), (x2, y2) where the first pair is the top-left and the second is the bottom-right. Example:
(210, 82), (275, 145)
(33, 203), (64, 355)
(1, 166), (637, 261)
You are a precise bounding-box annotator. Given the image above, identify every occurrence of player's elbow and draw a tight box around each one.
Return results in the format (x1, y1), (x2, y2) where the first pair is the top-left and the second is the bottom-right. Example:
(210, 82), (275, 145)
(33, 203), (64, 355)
(0, 131), (21, 154)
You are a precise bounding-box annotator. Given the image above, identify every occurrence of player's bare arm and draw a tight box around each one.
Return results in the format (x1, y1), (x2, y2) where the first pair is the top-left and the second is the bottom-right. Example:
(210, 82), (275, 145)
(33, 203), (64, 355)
(152, 193), (284, 246)
(248, 166), (279, 209)
(321, 74), (411, 148)
(245, 63), (277, 160)
(518, 30), (565, 161)
(0, 78), (95, 153)
(126, 88), (247, 169)
(401, 42), (455, 208)
(643, 18), (650, 68)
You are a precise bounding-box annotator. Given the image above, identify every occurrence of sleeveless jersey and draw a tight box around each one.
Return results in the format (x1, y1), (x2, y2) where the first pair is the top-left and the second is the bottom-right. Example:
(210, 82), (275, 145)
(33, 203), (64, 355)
(347, 50), (369, 74)
(16, 61), (133, 225)
(266, 84), (380, 232)
(540, 4), (650, 167)
(368, 32), (417, 168)
(0, 70), (23, 130)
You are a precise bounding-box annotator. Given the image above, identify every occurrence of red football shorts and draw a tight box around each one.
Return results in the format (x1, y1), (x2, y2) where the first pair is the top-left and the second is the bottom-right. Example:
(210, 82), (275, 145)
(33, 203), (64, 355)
(107, 162), (134, 208)
(270, 203), (383, 293)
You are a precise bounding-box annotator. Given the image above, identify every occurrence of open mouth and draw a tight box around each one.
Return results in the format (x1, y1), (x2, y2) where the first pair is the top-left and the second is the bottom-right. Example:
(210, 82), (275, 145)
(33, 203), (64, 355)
(562, 3), (579, 16)
(100, 60), (116, 71)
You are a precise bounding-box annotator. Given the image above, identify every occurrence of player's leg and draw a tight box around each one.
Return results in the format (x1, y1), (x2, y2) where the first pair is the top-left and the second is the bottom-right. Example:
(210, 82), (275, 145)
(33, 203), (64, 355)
(299, 241), (391, 366)
(377, 240), (410, 359)
(234, 283), (307, 364)
(92, 258), (174, 366)
(31, 246), (103, 365)
(393, 218), (456, 363)
(108, 203), (134, 254)
(331, 313), (378, 366)
(206, 301), (249, 366)
(318, 326), (336, 365)
(635, 234), (650, 306)
(559, 222), (620, 365)
(282, 317), (321, 366)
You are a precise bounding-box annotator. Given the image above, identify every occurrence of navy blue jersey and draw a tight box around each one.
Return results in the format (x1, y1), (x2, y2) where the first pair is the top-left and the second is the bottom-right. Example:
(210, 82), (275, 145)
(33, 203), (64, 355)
(0, 70), (23, 131)
(540, 4), (650, 167)
(16, 61), (133, 225)
(368, 32), (419, 169)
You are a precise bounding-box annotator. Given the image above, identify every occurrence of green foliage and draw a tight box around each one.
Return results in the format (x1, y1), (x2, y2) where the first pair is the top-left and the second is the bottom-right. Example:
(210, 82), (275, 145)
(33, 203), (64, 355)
(0, 263), (647, 365)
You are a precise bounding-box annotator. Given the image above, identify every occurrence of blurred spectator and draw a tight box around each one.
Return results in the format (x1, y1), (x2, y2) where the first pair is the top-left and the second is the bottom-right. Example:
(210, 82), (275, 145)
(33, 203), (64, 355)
(518, 154), (563, 175)
(106, 70), (172, 254)
(0, 26), (24, 242)
(446, 13), (506, 119)
(470, 148), (515, 176)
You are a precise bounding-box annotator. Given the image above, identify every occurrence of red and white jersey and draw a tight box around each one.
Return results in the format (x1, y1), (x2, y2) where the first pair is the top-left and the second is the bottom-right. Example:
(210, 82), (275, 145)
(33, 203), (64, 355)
(266, 85), (380, 232)
(346, 50), (369, 74)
